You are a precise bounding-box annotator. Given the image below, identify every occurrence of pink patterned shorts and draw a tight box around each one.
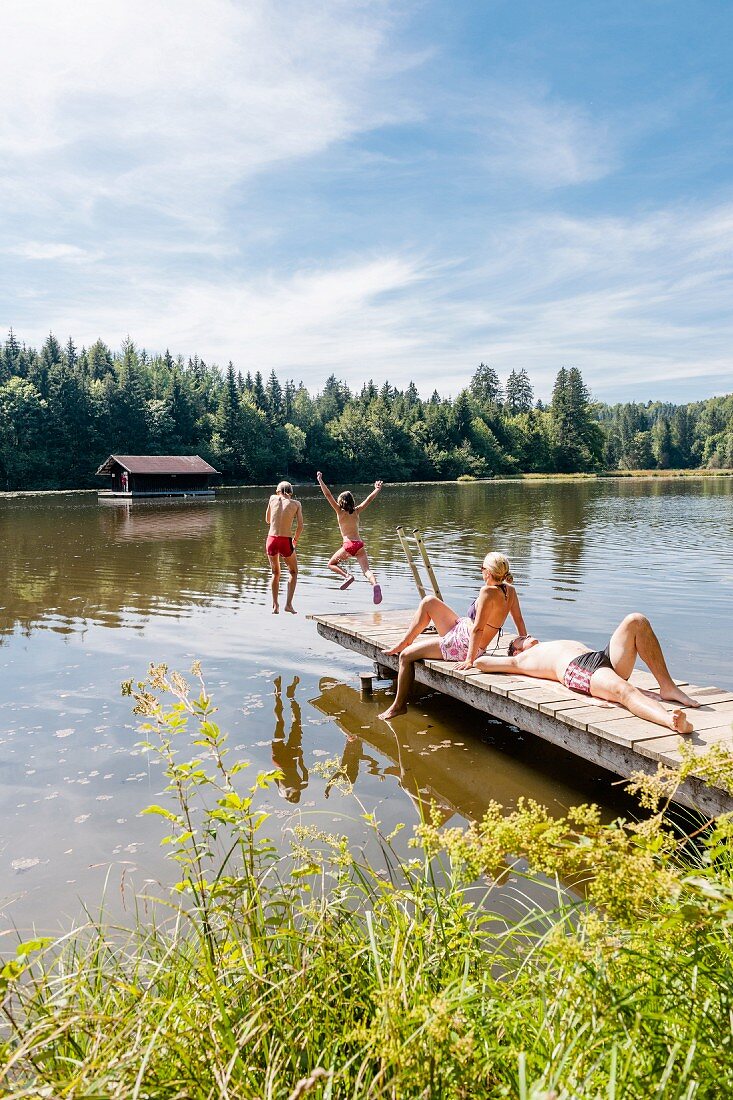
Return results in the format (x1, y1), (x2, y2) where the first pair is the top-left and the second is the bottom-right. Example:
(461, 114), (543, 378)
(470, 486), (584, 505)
(439, 617), (485, 662)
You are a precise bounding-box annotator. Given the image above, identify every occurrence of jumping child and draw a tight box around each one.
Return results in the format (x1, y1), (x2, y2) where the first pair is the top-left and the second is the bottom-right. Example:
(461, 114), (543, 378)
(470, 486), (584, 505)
(265, 481), (304, 615)
(316, 471), (383, 604)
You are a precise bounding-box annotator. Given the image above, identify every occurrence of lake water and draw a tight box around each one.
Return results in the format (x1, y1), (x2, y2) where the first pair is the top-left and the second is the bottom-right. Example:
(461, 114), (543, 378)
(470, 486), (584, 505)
(1, 478), (731, 930)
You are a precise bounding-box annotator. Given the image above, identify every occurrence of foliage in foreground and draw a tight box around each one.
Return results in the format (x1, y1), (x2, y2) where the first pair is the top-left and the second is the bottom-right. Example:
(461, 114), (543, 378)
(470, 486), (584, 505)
(2, 668), (733, 1099)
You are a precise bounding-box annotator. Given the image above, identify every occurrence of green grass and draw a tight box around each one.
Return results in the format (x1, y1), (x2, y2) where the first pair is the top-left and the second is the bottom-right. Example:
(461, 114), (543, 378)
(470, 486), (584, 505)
(2, 667), (733, 1099)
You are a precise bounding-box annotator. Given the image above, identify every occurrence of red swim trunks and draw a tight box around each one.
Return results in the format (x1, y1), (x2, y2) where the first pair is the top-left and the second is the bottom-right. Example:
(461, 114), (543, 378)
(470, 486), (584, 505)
(266, 535), (295, 557)
(343, 539), (365, 557)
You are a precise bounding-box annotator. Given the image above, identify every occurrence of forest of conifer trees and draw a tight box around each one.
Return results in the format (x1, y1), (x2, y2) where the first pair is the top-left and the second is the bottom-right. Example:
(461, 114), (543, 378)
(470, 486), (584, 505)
(0, 329), (731, 490)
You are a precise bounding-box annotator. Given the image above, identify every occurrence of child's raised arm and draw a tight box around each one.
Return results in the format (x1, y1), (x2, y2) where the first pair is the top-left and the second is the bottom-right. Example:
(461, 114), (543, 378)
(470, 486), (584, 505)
(316, 471), (340, 512)
(356, 480), (383, 513)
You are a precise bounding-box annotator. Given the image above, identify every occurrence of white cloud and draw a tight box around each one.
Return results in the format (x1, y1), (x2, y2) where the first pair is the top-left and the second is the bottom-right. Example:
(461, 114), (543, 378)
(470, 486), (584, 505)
(8, 199), (732, 400)
(478, 89), (615, 187)
(0, 0), (406, 223)
(7, 243), (97, 262)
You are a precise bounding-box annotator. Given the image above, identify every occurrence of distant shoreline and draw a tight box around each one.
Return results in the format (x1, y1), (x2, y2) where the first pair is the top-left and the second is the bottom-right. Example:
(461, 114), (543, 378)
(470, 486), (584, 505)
(1, 468), (732, 498)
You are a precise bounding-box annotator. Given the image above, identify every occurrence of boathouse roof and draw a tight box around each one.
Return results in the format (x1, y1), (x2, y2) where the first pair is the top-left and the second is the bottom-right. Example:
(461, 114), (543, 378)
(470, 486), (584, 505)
(95, 455), (220, 476)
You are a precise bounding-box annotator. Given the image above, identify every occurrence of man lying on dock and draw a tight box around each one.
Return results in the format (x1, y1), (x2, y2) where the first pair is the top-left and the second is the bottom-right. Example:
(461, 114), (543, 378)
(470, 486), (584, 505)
(474, 613), (698, 734)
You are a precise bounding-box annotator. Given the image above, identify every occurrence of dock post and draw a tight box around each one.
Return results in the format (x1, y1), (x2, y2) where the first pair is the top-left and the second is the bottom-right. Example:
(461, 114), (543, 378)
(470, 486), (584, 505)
(359, 673), (374, 697)
(374, 662), (396, 680)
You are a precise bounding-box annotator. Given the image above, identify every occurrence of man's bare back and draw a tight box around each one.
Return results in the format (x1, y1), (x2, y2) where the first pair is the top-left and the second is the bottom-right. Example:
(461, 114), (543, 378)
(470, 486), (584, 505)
(267, 494), (302, 537)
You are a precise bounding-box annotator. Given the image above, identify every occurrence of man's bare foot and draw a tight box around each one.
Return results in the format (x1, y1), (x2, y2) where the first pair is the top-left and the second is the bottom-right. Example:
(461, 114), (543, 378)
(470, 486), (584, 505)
(670, 708), (693, 734)
(378, 703), (407, 720)
(272, 605), (279, 614)
(661, 685), (701, 708)
(285, 604), (297, 614)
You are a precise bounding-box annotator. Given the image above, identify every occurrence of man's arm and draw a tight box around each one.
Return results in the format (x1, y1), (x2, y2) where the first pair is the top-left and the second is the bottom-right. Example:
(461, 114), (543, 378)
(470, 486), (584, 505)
(356, 480), (383, 513)
(316, 471), (340, 511)
(265, 499), (272, 524)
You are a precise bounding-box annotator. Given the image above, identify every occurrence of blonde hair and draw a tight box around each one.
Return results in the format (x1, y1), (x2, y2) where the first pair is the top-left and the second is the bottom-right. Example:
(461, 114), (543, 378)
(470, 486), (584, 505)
(483, 551), (513, 585)
(276, 481), (293, 496)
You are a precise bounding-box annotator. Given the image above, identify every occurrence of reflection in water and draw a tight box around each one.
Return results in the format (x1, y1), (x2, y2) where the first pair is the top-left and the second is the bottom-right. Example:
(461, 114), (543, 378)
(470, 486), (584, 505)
(271, 676), (308, 803)
(311, 677), (635, 823)
(324, 736), (381, 799)
(99, 501), (219, 542)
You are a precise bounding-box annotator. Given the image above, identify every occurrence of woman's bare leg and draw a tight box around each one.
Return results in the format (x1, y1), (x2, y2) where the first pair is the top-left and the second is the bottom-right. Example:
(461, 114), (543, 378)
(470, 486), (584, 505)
(607, 613), (699, 707)
(378, 637), (444, 720)
(269, 556), (281, 613)
(590, 667), (693, 733)
(383, 596), (460, 656)
(327, 547), (350, 580)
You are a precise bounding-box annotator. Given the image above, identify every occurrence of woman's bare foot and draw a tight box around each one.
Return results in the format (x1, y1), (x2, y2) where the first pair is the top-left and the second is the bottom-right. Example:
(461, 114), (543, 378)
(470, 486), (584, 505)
(661, 685), (701, 708)
(378, 703), (407, 720)
(670, 708), (693, 734)
(285, 604), (297, 614)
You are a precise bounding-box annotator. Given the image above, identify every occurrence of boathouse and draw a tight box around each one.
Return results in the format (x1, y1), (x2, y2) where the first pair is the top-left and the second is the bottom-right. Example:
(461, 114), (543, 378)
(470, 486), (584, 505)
(96, 455), (220, 498)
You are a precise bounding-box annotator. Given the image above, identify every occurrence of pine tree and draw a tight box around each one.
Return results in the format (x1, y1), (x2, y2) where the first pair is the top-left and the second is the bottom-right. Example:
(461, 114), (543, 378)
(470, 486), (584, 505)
(266, 370), (283, 422)
(452, 390), (473, 442)
(470, 363), (502, 406)
(252, 371), (267, 411)
(405, 381), (420, 406)
(283, 380), (296, 422)
(652, 417), (673, 469)
(213, 363), (246, 476)
(671, 407), (693, 468)
(504, 369), (533, 415)
(550, 367), (601, 472)
(65, 337), (77, 370)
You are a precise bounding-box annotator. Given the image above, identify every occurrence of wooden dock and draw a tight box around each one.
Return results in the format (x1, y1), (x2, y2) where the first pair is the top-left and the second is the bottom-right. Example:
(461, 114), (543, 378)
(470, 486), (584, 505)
(310, 610), (733, 816)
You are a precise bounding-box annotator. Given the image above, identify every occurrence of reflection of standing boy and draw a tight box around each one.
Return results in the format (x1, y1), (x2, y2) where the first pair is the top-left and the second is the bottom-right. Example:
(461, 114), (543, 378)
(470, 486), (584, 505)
(271, 675), (308, 804)
(265, 481), (304, 615)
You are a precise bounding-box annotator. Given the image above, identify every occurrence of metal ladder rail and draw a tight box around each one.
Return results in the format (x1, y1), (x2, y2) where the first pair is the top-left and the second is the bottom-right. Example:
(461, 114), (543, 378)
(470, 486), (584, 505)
(396, 525), (426, 598)
(412, 528), (443, 601)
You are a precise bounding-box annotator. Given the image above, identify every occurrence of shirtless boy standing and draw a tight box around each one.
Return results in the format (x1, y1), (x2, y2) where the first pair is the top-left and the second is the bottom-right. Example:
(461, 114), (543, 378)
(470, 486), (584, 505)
(265, 481), (304, 615)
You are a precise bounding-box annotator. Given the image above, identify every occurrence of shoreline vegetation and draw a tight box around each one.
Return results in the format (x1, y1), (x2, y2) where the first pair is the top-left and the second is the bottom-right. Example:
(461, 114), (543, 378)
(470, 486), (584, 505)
(1, 467), (732, 499)
(2, 329), (733, 492)
(2, 666), (733, 1097)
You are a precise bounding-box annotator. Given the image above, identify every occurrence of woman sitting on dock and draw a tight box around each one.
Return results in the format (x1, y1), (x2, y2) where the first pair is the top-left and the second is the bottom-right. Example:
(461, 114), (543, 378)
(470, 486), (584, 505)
(378, 552), (533, 720)
(474, 613), (699, 734)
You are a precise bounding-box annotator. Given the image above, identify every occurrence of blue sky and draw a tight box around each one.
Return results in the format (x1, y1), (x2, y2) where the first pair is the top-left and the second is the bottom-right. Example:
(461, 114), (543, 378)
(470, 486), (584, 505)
(1, 0), (732, 402)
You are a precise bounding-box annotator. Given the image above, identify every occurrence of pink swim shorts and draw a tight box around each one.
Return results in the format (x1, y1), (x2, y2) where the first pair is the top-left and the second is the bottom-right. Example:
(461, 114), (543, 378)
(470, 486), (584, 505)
(343, 539), (365, 557)
(439, 617), (485, 662)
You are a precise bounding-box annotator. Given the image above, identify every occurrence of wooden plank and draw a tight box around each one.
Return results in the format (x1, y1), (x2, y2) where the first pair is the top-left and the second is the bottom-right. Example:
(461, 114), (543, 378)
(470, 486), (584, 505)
(637, 725), (733, 764)
(687, 690), (733, 705)
(538, 696), (622, 717)
(685, 702), (733, 731)
(586, 714), (668, 746)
